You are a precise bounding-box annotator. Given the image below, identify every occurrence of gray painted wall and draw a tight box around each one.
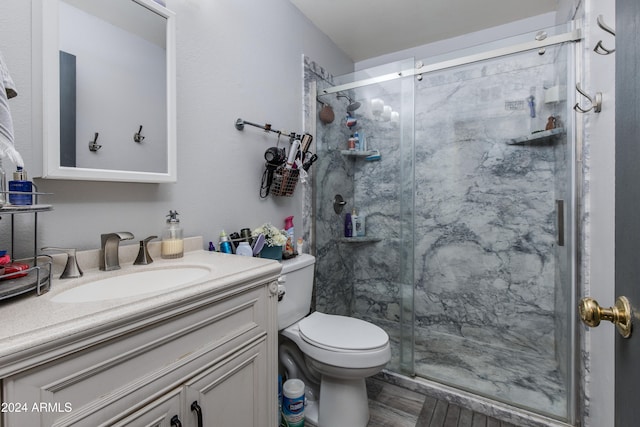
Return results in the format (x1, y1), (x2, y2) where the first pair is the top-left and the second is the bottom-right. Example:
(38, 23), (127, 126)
(0, 0), (353, 257)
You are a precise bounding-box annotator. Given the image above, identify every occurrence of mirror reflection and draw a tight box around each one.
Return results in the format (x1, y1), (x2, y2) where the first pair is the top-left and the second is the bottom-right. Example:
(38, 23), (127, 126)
(59, 0), (167, 173)
(39, 0), (176, 183)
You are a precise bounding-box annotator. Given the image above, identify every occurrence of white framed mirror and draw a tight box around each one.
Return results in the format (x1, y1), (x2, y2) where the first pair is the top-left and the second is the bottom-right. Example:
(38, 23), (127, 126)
(35, 0), (177, 183)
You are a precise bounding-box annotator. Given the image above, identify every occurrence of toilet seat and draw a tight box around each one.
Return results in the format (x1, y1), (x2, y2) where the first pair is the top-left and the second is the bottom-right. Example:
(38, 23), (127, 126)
(298, 312), (389, 352)
(281, 311), (391, 369)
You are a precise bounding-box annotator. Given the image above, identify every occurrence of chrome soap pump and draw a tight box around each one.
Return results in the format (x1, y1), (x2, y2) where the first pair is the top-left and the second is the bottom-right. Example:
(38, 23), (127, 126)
(161, 210), (184, 259)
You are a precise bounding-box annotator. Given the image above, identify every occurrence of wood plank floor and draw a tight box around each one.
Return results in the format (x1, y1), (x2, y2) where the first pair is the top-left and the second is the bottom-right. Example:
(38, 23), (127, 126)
(366, 378), (518, 427)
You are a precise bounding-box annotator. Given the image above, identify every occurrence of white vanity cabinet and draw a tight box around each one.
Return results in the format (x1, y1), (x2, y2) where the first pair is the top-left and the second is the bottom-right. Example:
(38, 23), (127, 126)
(112, 339), (267, 427)
(1, 274), (279, 427)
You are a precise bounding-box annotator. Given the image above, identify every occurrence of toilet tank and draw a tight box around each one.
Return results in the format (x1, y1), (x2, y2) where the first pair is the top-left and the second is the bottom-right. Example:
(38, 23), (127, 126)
(278, 254), (315, 330)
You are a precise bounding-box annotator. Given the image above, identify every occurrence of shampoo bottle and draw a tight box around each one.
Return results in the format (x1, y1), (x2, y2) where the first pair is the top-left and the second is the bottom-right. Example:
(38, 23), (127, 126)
(357, 212), (366, 236)
(351, 209), (360, 237)
(8, 166), (32, 205)
(351, 209), (364, 237)
(344, 212), (353, 237)
(161, 210), (184, 259)
(219, 230), (233, 254)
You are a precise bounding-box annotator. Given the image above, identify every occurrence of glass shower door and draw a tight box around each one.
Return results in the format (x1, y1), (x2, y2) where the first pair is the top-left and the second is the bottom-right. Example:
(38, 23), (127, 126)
(307, 25), (576, 421)
(411, 41), (575, 420)
(312, 59), (415, 374)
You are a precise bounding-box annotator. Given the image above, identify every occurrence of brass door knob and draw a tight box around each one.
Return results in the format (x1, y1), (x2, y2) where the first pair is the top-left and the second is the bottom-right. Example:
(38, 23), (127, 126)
(578, 296), (632, 338)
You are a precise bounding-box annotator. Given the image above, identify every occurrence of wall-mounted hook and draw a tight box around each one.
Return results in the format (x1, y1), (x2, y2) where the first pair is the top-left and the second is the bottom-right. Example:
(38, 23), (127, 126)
(574, 83), (602, 113)
(415, 60), (424, 81)
(89, 132), (102, 151)
(535, 31), (548, 55)
(594, 15), (615, 55)
(133, 125), (145, 143)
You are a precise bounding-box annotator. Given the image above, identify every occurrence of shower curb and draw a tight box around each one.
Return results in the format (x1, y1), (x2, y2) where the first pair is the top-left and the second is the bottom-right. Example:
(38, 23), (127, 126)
(374, 370), (574, 427)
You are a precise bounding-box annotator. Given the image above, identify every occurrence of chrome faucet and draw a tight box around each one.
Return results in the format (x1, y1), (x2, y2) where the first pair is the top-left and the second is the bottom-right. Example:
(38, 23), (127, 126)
(41, 247), (83, 279)
(134, 235), (157, 265)
(100, 232), (134, 271)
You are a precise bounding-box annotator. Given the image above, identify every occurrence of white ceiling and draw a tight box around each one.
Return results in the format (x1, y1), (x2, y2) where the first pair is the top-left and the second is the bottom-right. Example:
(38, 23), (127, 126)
(289, 0), (559, 62)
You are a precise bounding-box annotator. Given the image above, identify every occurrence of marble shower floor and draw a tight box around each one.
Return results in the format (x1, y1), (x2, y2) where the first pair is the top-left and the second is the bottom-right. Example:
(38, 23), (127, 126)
(412, 330), (567, 419)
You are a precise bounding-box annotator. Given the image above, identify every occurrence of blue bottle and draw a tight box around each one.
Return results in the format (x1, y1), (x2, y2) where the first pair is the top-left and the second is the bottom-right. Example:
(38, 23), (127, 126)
(8, 166), (32, 205)
(219, 230), (233, 254)
(344, 212), (353, 237)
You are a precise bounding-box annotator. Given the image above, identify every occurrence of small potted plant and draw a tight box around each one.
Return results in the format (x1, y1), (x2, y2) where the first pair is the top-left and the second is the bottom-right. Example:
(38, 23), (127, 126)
(252, 223), (288, 260)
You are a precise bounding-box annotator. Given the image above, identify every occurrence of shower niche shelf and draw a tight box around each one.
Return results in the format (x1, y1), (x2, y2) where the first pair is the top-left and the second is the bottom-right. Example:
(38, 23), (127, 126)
(338, 236), (382, 244)
(506, 127), (565, 145)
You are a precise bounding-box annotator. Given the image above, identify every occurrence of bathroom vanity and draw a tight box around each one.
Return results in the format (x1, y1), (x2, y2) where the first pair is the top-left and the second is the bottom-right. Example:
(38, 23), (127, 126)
(0, 241), (281, 426)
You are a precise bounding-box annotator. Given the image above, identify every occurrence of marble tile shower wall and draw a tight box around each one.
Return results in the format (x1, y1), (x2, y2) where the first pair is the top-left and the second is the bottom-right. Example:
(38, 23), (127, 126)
(410, 49), (569, 361)
(311, 72), (416, 372)
(312, 86), (358, 317)
(307, 47), (570, 372)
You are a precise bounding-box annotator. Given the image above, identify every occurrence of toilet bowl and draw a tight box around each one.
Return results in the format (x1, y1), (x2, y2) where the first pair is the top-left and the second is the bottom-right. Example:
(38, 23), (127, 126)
(281, 312), (390, 426)
(277, 255), (391, 427)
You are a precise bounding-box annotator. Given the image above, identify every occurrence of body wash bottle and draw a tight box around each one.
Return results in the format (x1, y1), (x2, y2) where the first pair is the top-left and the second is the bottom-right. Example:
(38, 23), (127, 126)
(344, 212), (353, 237)
(351, 209), (359, 237)
(161, 210), (184, 259)
(356, 211), (366, 236)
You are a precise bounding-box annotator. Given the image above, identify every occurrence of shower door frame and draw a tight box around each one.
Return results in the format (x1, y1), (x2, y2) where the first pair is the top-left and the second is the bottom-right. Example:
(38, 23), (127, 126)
(410, 39), (579, 423)
(318, 29), (581, 97)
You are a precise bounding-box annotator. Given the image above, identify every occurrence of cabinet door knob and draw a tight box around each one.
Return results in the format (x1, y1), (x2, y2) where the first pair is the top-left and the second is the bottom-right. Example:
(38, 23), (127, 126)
(170, 415), (182, 427)
(191, 401), (203, 427)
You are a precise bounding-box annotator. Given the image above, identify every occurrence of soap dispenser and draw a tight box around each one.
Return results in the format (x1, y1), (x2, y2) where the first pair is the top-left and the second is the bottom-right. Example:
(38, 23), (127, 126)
(161, 210), (184, 259)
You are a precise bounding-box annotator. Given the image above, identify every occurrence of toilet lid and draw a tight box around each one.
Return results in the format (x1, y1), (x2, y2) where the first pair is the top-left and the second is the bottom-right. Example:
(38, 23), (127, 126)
(298, 312), (389, 351)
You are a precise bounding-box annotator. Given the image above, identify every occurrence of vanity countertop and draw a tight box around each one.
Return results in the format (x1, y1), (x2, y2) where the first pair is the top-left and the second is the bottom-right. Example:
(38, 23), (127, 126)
(0, 241), (282, 375)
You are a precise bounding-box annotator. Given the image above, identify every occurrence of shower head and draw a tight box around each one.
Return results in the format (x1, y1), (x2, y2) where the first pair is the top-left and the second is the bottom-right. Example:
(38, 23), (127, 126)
(337, 94), (361, 112)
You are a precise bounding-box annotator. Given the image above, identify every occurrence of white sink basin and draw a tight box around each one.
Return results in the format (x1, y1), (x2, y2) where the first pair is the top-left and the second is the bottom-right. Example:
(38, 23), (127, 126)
(51, 266), (211, 303)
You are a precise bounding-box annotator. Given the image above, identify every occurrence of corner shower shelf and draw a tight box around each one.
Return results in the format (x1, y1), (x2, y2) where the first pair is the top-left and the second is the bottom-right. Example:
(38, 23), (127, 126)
(338, 236), (382, 244)
(340, 150), (377, 157)
(506, 127), (565, 145)
(0, 204), (53, 214)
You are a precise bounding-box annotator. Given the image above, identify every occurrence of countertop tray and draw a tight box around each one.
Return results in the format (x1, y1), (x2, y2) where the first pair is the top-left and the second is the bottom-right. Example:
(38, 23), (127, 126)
(0, 260), (52, 301)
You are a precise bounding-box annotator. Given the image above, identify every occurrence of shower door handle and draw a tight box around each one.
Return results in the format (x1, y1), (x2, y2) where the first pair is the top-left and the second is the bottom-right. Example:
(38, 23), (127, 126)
(556, 199), (565, 247)
(578, 296), (632, 338)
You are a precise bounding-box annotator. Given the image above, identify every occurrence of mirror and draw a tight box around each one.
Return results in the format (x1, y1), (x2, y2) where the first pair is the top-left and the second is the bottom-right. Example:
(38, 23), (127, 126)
(36, 0), (176, 183)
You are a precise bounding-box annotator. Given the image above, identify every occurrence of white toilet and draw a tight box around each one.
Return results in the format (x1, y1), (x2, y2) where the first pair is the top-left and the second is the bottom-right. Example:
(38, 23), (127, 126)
(278, 254), (391, 427)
